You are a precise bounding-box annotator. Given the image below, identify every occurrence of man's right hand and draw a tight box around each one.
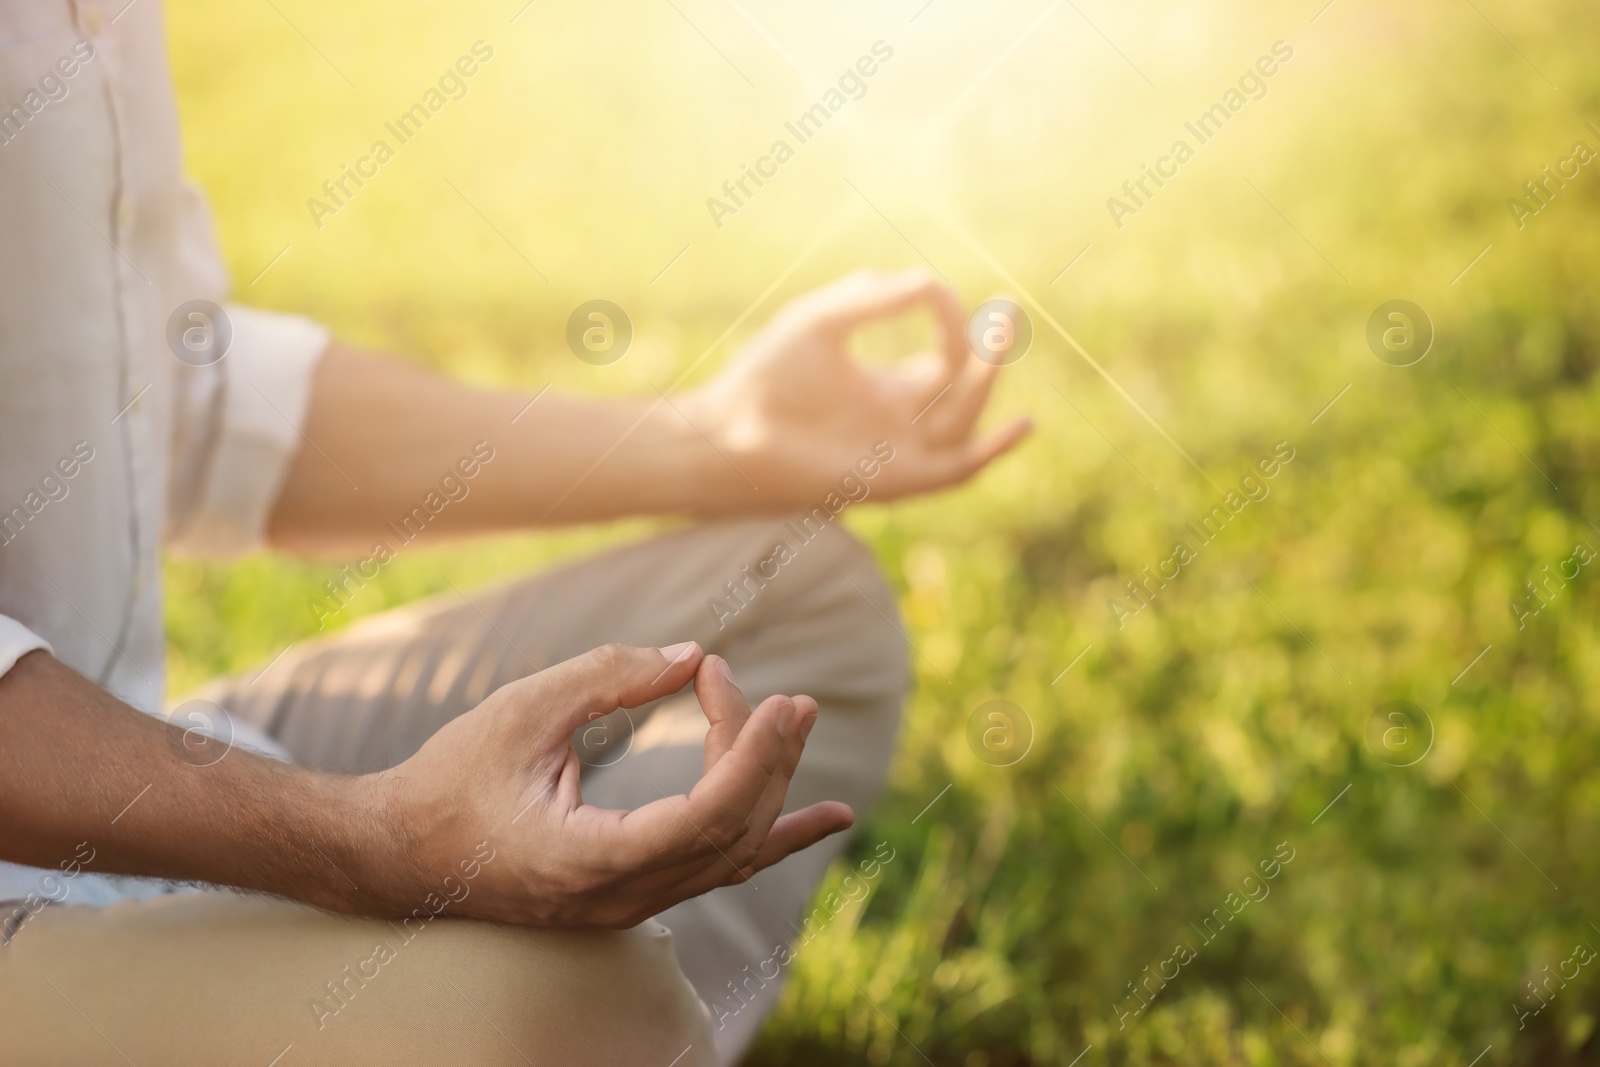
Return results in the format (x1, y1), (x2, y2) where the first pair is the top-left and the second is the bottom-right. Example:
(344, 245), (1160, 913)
(365, 642), (852, 928)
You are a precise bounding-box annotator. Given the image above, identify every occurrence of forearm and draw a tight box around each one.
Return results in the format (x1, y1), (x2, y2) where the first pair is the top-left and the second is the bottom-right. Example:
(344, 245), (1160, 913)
(267, 344), (745, 553)
(0, 651), (405, 915)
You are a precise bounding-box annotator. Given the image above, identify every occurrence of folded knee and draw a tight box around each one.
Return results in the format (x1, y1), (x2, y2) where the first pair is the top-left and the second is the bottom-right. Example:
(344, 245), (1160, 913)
(696, 517), (907, 722)
(808, 527), (909, 700)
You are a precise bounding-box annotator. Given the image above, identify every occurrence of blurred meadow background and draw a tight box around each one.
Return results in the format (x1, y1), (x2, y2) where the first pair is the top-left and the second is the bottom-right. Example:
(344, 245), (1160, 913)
(164, 0), (1600, 1063)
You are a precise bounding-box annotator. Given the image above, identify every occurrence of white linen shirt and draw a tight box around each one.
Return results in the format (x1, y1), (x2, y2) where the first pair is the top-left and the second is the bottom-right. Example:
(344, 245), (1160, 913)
(0, 1), (328, 907)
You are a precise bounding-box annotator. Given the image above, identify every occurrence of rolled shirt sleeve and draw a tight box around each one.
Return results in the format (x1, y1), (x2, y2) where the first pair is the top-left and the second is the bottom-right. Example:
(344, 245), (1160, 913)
(0, 614), (53, 681)
(165, 305), (330, 557)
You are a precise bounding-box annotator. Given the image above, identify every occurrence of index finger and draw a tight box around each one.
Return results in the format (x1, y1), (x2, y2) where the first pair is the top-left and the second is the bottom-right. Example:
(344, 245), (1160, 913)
(809, 270), (973, 380)
(695, 655), (750, 773)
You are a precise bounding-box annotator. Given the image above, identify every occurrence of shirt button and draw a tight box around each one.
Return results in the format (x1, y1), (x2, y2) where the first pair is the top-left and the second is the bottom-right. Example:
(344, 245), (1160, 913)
(80, 4), (105, 34)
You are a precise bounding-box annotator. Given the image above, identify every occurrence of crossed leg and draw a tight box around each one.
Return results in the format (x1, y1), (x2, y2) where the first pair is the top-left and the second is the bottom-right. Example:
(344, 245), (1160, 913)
(0, 890), (713, 1066)
(190, 516), (908, 1064)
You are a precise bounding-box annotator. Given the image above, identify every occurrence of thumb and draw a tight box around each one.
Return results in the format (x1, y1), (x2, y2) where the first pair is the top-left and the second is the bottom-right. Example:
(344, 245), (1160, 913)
(919, 417), (1033, 490)
(525, 641), (704, 743)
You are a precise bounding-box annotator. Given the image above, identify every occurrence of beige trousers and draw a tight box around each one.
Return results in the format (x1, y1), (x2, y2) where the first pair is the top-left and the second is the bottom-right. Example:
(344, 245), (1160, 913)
(0, 519), (907, 1066)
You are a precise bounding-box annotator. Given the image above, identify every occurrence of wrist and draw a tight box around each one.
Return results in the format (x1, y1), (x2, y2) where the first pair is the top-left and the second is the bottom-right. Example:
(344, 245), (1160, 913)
(340, 767), (510, 924)
(323, 769), (426, 918)
(666, 385), (755, 514)
(624, 390), (733, 513)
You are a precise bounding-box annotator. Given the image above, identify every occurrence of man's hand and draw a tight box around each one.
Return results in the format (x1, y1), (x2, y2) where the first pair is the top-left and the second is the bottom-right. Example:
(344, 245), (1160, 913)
(682, 269), (1033, 512)
(0, 643), (844, 931)
(269, 269), (1028, 552)
(370, 642), (850, 928)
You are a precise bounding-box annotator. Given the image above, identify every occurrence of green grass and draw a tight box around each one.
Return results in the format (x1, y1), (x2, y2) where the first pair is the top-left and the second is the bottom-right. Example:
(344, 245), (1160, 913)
(166, 0), (1600, 1062)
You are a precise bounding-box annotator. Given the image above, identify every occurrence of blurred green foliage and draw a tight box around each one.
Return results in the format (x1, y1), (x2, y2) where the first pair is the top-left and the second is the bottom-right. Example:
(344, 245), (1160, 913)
(165, 0), (1599, 1062)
